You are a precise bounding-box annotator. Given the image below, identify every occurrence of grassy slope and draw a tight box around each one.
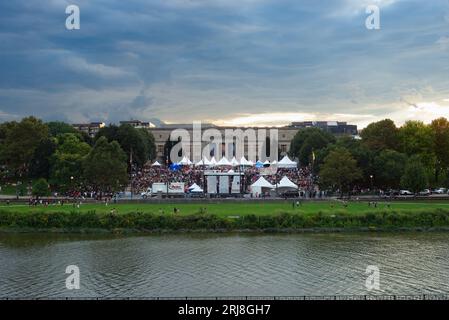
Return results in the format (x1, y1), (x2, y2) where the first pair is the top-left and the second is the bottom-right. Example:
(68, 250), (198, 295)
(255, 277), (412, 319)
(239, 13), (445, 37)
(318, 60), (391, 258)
(1, 201), (449, 217)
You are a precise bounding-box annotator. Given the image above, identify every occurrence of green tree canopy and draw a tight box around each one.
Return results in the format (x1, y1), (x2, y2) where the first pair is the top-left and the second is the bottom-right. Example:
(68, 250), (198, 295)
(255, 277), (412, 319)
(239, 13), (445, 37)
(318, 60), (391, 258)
(47, 121), (92, 145)
(49, 133), (91, 192)
(95, 124), (155, 168)
(319, 148), (362, 195)
(398, 121), (434, 157)
(372, 149), (407, 190)
(400, 156), (429, 193)
(360, 119), (399, 152)
(0, 117), (49, 176)
(431, 117), (449, 179)
(32, 178), (50, 198)
(29, 138), (57, 180)
(289, 128), (335, 166)
(83, 137), (128, 193)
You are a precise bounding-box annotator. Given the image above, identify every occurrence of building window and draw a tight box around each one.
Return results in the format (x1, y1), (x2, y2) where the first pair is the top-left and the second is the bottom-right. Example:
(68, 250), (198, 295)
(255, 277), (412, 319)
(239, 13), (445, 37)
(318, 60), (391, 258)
(157, 144), (164, 153)
(280, 144), (287, 153)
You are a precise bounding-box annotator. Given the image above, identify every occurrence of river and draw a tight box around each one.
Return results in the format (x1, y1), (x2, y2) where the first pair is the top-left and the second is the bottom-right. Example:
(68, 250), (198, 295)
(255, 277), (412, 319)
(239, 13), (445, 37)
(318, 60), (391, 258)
(1, 232), (449, 298)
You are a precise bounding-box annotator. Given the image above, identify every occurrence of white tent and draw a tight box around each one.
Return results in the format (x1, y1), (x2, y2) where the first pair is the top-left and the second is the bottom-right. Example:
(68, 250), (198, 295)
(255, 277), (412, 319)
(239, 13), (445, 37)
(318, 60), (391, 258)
(239, 156), (251, 166)
(250, 176), (275, 196)
(210, 156), (217, 166)
(179, 156), (193, 166)
(202, 157), (212, 166)
(247, 160), (254, 166)
(277, 155), (297, 168)
(217, 156), (232, 166)
(230, 157), (239, 166)
(188, 183), (200, 190)
(189, 183), (203, 193)
(151, 161), (161, 167)
(263, 160), (270, 166)
(271, 160), (277, 165)
(190, 186), (203, 193)
(276, 176), (298, 189)
(195, 159), (204, 166)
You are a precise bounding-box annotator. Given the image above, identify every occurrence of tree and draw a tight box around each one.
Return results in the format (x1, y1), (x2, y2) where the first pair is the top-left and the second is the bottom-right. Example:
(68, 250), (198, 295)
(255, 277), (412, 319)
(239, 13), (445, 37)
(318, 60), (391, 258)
(49, 134), (91, 192)
(29, 138), (57, 179)
(319, 148), (363, 196)
(360, 119), (399, 152)
(430, 118), (449, 182)
(0, 117), (49, 176)
(289, 128), (335, 166)
(95, 124), (153, 169)
(137, 128), (156, 161)
(372, 149), (407, 190)
(400, 156), (428, 194)
(83, 137), (128, 194)
(48, 121), (92, 145)
(398, 121), (434, 158)
(32, 178), (50, 198)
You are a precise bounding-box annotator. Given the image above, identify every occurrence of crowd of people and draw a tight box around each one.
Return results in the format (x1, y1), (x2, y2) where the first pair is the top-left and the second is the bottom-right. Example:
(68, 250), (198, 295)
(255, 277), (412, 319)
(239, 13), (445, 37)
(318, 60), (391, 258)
(130, 161), (316, 195)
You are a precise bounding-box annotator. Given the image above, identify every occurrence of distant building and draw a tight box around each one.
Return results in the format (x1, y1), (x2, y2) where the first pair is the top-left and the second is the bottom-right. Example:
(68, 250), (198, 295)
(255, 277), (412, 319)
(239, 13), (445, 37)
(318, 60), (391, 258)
(148, 121), (358, 162)
(72, 122), (105, 138)
(119, 120), (155, 129)
(288, 121), (358, 135)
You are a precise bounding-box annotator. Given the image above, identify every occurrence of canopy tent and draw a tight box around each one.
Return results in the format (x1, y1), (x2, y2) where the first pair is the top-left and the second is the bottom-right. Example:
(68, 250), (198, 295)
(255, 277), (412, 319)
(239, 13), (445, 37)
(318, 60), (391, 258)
(277, 155), (297, 168)
(271, 160), (277, 165)
(202, 157), (212, 166)
(188, 183), (203, 193)
(251, 176), (275, 188)
(255, 160), (264, 168)
(276, 176), (298, 189)
(195, 159), (204, 166)
(188, 183), (201, 190)
(209, 156), (217, 166)
(217, 156), (232, 166)
(250, 176), (275, 196)
(230, 157), (239, 166)
(239, 156), (251, 166)
(263, 160), (270, 166)
(151, 161), (161, 167)
(179, 156), (193, 166)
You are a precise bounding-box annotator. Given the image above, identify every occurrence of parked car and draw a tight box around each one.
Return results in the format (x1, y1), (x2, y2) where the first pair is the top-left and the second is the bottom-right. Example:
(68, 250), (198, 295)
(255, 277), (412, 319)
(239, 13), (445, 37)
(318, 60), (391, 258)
(400, 190), (414, 196)
(384, 189), (400, 197)
(433, 188), (447, 194)
(419, 189), (431, 196)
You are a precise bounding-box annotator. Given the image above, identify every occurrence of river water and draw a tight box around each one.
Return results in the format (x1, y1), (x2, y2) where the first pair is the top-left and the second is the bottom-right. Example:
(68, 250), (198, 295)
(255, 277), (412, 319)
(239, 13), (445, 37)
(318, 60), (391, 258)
(1, 232), (449, 298)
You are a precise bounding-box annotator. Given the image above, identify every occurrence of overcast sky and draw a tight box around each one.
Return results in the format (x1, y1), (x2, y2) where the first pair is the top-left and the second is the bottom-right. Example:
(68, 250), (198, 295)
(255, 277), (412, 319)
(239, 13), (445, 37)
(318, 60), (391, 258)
(1, 0), (449, 127)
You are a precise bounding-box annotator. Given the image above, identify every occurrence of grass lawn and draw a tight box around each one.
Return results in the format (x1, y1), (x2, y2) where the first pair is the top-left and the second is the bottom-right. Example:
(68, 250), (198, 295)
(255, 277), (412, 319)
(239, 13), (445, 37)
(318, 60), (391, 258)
(1, 200), (449, 218)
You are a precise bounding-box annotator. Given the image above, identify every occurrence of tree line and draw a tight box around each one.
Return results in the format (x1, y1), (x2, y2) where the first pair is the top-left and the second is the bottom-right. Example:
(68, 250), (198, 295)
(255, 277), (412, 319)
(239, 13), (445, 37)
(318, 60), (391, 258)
(289, 118), (449, 195)
(0, 117), (156, 196)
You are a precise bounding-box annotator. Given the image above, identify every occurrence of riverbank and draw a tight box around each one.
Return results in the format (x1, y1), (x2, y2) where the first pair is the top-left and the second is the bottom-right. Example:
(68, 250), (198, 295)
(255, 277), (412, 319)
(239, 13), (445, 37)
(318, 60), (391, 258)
(2, 205), (449, 233)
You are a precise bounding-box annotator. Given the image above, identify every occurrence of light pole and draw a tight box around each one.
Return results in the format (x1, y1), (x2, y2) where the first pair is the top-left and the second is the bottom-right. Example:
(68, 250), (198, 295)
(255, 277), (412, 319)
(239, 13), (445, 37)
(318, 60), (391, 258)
(370, 175), (374, 194)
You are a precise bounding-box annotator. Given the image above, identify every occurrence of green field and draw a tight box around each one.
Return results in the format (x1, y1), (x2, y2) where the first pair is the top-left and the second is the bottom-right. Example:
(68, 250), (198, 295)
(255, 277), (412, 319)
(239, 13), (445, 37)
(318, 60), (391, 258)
(2, 200), (449, 217)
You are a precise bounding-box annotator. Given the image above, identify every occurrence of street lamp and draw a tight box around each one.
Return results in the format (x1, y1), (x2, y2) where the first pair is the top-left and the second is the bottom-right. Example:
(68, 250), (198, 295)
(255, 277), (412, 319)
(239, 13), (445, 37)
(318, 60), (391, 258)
(370, 175), (374, 193)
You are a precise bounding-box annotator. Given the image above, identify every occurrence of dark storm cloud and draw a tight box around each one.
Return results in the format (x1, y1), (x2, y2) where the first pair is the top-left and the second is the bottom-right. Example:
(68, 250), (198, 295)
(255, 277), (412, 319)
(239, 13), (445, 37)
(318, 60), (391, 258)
(0, 0), (449, 126)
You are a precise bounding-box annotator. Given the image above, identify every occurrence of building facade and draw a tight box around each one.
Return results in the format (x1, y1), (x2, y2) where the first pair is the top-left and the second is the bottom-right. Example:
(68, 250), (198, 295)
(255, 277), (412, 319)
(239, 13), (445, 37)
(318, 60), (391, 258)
(288, 121), (358, 135)
(72, 122), (105, 138)
(119, 120), (155, 129)
(149, 122), (357, 163)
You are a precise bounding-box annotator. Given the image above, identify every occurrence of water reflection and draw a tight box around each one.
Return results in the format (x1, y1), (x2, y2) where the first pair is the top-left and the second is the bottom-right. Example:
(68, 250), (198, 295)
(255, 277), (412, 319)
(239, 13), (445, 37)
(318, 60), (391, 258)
(1, 232), (449, 297)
